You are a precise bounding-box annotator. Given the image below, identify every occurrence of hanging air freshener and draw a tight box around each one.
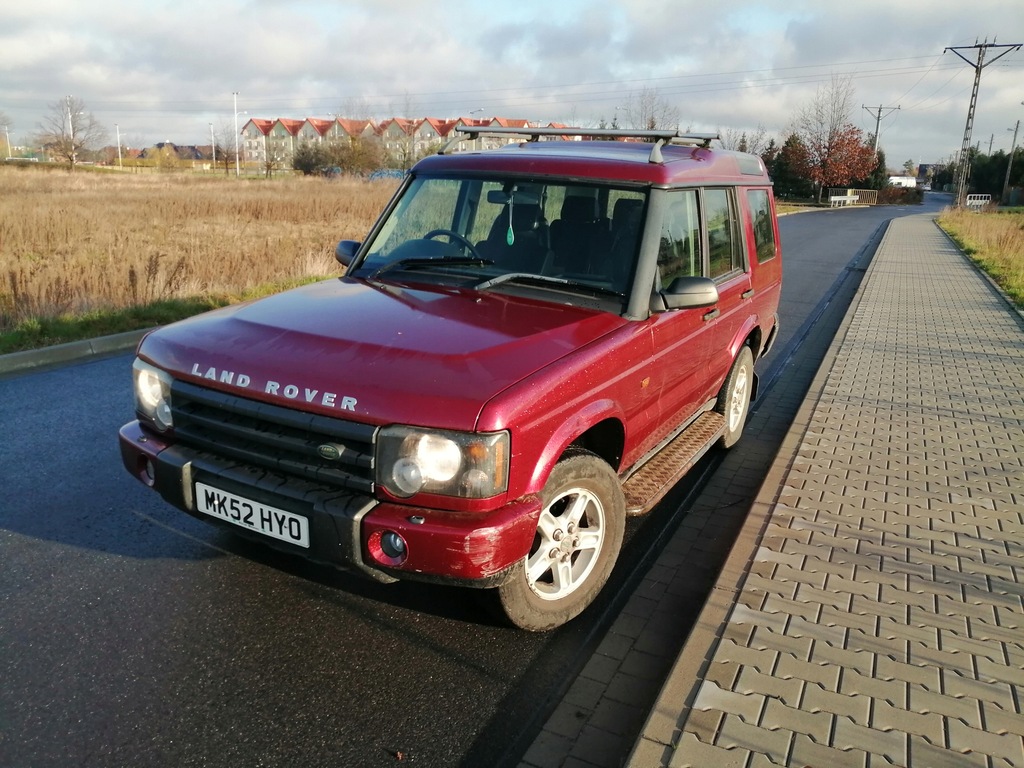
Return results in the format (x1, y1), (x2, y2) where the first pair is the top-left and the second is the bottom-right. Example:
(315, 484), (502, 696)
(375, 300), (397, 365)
(506, 197), (516, 246)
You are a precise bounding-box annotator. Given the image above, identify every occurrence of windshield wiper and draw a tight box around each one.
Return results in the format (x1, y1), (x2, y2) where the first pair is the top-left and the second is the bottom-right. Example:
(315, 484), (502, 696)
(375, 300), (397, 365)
(474, 272), (624, 297)
(368, 256), (493, 280)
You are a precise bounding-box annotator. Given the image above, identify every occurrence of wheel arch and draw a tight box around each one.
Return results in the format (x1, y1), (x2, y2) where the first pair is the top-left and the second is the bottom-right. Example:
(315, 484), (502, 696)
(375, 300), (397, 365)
(729, 314), (763, 361)
(524, 403), (626, 496)
(723, 318), (766, 404)
(568, 418), (625, 472)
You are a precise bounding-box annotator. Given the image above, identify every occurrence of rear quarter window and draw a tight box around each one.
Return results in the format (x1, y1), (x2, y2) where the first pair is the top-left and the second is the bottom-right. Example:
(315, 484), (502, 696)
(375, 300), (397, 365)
(704, 189), (742, 279)
(747, 189), (777, 264)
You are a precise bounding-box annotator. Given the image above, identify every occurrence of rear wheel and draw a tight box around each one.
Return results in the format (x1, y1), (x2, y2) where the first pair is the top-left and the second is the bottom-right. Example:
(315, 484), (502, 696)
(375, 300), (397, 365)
(496, 452), (625, 631)
(716, 345), (754, 448)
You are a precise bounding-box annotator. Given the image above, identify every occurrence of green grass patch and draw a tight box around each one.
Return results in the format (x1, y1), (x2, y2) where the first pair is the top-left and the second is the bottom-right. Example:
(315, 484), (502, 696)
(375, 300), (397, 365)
(0, 277), (325, 355)
(777, 203), (813, 215)
(938, 209), (1024, 309)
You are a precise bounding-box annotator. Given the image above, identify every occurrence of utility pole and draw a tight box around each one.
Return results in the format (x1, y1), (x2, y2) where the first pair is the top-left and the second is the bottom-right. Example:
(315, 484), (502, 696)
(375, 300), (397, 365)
(115, 123), (122, 169)
(945, 40), (1022, 206)
(862, 104), (900, 152)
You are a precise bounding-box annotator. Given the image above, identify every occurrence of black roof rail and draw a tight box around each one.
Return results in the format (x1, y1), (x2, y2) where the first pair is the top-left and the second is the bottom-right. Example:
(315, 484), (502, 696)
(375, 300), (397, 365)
(438, 126), (721, 163)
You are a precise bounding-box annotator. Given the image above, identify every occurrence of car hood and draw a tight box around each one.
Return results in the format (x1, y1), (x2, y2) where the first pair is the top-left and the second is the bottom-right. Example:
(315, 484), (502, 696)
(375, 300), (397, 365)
(139, 277), (627, 430)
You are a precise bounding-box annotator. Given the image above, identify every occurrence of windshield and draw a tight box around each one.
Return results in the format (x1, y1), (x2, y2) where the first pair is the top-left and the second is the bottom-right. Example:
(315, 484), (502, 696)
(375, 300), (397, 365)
(352, 176), (647, 305)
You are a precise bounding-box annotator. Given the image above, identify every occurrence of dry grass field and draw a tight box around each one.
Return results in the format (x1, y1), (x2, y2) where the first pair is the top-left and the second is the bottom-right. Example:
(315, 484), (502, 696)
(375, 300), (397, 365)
(937, 208), (1024, 309)
(2, 168), (1020, 352)
(0, 167), (397, 339)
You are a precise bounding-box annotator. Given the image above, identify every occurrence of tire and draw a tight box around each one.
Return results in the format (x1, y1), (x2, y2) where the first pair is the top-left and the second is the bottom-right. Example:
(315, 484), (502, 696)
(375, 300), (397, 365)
(496, 452), (625, 631)
(716, 345), (754, 449)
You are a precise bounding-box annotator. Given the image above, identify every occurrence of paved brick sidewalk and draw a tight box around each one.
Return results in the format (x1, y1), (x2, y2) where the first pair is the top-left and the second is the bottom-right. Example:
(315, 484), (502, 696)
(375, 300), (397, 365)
(629, 214), (1024, 767)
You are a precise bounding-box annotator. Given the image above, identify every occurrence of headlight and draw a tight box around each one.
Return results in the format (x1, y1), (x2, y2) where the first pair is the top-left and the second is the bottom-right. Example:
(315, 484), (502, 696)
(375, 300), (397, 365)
(377, 426), (509, 499)
(133, 359), (173, 432)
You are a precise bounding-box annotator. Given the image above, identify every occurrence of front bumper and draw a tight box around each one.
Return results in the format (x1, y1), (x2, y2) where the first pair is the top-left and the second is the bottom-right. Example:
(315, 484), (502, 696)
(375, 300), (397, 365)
(119, 420), (540, 587)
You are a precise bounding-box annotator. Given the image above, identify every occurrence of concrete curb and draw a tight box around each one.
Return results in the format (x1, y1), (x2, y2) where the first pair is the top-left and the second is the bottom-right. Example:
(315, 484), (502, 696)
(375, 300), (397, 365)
(0, 328), (150, 375)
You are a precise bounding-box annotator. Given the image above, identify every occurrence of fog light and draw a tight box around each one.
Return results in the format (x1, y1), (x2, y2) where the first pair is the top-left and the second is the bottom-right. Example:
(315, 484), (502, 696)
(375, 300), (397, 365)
(141, 458), (156, 487)
(367, 529), (409, 567)
(381, 532), (406, 559)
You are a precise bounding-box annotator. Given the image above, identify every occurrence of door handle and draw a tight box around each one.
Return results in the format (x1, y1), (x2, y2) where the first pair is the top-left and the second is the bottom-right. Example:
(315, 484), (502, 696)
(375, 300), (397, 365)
(741, 289), (755, 299)
(702, 308), (720, 322)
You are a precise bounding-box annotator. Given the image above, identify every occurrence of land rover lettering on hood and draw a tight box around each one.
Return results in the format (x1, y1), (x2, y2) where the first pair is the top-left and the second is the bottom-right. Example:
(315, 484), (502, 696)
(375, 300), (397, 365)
(120, 126), (781, 631)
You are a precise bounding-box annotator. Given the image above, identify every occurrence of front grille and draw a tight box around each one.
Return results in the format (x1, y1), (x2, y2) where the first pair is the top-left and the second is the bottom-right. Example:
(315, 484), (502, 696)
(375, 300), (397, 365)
(170, 380), (377, 494)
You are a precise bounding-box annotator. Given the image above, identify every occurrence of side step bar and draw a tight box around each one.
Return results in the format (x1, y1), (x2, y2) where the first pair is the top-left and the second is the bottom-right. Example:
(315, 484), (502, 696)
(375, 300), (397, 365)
(621, 411), (726, 516)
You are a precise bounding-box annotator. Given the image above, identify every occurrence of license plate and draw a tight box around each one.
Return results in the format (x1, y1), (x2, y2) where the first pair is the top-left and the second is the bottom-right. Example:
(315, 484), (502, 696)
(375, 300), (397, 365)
(195, 483), (310, 548)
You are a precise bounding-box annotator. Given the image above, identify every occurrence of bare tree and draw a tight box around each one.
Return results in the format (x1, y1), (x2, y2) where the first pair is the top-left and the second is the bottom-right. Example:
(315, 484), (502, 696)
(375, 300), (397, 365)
(718, 127), (746, 151)
(336, 97), (374, 123)
(619, 88), (680, 132)
(719, 125), (770, 154)
(214, 122), (239, 175)
(793, 76), (876, 202)
(36, 96), (107, 170)
(796, 75), (856, 142)
(745, 124), (769, 155)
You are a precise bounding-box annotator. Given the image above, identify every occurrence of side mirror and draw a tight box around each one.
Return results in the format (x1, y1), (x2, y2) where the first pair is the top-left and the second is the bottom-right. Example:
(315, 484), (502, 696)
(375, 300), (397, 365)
(335, 239), (361, 266)
(652, 276), (719, 311)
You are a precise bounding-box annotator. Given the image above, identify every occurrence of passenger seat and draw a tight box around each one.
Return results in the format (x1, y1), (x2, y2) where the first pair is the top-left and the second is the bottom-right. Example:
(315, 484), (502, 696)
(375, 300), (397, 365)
(550, 196), (608, 277)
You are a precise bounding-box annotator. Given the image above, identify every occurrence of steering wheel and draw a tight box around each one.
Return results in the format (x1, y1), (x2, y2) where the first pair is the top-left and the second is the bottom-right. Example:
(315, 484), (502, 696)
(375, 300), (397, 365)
(423, 229), (482, 260)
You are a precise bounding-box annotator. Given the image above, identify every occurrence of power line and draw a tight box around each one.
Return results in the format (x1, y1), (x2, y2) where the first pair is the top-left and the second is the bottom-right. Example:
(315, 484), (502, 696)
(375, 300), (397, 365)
(890, 53), (945, 104)
(0, 54), (996, 117)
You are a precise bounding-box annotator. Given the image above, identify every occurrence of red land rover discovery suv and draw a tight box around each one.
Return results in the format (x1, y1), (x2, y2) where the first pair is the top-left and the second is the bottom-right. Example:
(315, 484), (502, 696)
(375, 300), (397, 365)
(120, 127), (781, 630)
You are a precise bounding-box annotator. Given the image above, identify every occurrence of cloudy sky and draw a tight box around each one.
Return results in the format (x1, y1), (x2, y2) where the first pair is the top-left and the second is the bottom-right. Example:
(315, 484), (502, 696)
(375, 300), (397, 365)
(2, 0), (1022, 167)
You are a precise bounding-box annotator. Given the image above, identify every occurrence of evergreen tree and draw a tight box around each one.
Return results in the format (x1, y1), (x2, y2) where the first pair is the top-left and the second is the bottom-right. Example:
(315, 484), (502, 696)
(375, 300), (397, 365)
(770, 135), (815, 200)
(853, 148), (888, 190)
(292, 142), (328, 175)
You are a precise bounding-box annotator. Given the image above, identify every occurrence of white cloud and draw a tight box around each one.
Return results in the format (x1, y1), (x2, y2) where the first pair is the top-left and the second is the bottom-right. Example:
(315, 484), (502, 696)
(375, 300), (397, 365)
(0, 0), (1021, 164)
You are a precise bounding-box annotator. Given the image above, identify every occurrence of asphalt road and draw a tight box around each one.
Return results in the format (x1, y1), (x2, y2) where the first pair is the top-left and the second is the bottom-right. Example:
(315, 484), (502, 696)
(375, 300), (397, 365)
(0, 194), (951, 768)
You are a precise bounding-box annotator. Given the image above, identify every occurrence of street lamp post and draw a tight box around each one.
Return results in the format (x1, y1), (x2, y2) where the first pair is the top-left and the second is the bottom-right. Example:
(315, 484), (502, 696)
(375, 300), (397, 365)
(233, 92), (240, 177)
(209, 122), (216, 171)
(115, 123), (123, 169)
(66, 95), (76, 168)
(1001, 102), (1024, 206)
(3, 123), (11, 160)
(1003, 119), (1021, 205)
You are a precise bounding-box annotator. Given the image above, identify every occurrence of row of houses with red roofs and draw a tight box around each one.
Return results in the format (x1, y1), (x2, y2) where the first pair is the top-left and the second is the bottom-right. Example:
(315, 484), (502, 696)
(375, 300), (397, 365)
(240, 115), (568, 166)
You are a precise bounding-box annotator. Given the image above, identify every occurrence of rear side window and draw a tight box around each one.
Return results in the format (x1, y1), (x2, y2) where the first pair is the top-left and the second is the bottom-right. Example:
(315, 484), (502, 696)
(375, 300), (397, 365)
(747, 189), (777, 263)
(704, 189), (742, 279)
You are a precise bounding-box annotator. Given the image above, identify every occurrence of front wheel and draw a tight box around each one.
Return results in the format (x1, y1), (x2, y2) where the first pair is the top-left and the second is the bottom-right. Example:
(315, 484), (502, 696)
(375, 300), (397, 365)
(496, 452), (625, 631)
(716, 345), (754, 449)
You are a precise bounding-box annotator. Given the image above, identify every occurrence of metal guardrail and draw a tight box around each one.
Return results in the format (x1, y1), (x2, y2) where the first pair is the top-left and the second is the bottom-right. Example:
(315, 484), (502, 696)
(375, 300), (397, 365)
(827, 188), (879, 205)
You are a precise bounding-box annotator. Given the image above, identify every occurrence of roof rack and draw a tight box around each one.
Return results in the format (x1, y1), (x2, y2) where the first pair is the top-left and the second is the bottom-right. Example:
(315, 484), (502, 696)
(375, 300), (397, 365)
(438, 126), (721, 164)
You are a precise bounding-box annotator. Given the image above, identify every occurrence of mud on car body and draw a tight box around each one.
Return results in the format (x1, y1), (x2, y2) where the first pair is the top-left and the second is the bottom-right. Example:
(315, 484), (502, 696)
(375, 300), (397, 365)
(120, 127), (782, 631)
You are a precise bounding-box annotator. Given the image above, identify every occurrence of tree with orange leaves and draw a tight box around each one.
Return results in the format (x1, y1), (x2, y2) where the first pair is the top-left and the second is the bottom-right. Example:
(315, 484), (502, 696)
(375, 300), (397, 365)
(794, 76), (878, 203)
